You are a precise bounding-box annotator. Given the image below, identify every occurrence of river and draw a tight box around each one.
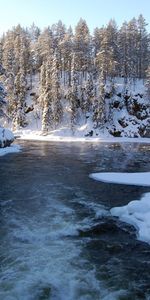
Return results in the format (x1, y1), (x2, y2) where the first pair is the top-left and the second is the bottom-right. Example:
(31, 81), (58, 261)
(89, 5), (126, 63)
(0, 141), (150, 300)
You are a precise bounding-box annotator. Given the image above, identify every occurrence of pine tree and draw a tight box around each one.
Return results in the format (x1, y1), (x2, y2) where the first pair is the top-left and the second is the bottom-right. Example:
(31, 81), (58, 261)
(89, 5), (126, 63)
(0, 39), (3, 66)
(51, 53), (63, 128)
(4, 72), (16, 119)
(81, 73), (94, 113)
(41, 56), (53, 133)
(42, 92), (53, 133)
(93, 71), (105, 128)
(70, 54), (80, 129)
(137, 15), (149, 79)
(13, 69), (27, 129)
(145, 66), (150, 98)
(36, 27), (54, 67)
(106, 19), (119, 75)
(118, 21), (129, 82)
(85, 73), (95, 112)
(74, 18), (91, 78)
(58, 28), (73, 85)
(29, 23), (40, 43)
(0, 72), (6, 120)
(93, 27), (102, 57)
(96, 28), (117, 82)
(3, 30), (15, 74)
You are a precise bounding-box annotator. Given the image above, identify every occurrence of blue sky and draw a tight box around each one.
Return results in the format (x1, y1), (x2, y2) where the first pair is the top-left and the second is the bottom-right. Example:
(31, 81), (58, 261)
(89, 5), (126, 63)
(0, 0), (150, 34)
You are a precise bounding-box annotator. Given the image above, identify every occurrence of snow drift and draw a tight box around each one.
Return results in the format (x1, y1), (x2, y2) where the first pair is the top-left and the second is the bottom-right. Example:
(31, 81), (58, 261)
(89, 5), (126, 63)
(111, 193), (150, 244)
(0, 127), (14, 148)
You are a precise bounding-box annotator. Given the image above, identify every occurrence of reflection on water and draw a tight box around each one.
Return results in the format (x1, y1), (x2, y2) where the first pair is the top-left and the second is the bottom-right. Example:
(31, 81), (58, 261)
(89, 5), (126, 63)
(0, 141), (150, 300)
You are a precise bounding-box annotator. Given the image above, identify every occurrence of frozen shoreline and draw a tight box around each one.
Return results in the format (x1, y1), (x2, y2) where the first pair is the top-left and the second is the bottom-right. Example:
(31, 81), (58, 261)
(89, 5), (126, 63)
(90, 172), (150, 244)
(111, 193), (150, 245)
(0, 144), (21, 156)
(15, 130), (150, 144)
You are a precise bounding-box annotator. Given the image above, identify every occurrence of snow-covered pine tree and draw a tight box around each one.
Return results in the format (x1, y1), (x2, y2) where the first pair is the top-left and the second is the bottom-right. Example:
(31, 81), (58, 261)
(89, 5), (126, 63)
(13, 25), (30, 75)
(0, 40), (3, 66)
(74, 18), (91, 80)
(52, 20), (66, 78)
(145, 66), (150, 98)
(93, 27), (102, 57)
(29, 23), (40, 43)
(39, 61), (46, 105)
(13, 69), (27, 129)
(106, 19), (119, 75)
(41, 55), (53, 133)
(42, 92), (53, 133)
(126, 18), (138, 81)
(28, 23), (41, 79)
(4, 72), (16, 120)
(69, 53), (80, 131)
(51, 52), (63, 128)
(10, 25), (30, 129)
(93, 70), (105, 128)
(36, 27), (54, 67)
(0, 71), (6, 120)
(137, 14), (149, 79)
(58, 27), (73, 86)
(85, 73), (95, 111)
(118, 21), (129, 82)
(96, 28), (117, 82)
(2, 30), (15, 74)
(81, 73), (94, 114)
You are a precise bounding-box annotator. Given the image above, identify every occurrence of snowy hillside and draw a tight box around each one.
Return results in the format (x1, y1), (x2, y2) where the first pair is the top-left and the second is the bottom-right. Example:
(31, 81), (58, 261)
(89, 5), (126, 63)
(10, 76), (150, 140)
(0, 17), (150, 140)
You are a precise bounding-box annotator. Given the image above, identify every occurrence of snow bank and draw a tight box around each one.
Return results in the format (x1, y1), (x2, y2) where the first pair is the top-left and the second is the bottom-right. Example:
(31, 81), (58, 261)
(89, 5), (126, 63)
(15, 129), (150, 144)
(110, 193), (150, 244)
(0, 127), (14, 147)
(90, 171), (150, 244)
(90, 172), (150, 186)
(0, 144), (21, 156)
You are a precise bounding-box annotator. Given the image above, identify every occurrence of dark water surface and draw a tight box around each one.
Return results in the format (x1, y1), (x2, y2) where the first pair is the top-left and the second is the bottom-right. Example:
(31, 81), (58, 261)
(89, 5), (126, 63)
(0, 141), (150, 300)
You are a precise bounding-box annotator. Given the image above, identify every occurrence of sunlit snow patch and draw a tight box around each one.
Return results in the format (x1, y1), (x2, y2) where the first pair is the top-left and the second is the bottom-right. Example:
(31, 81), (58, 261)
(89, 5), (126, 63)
(110, 193), (150, 244)
(0, 144), (21, 156)
(90, 172), (150, 186)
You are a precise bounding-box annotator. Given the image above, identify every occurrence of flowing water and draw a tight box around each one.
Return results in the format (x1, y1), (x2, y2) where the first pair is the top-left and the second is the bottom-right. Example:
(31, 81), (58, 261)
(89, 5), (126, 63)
(0, 141), (150, 300)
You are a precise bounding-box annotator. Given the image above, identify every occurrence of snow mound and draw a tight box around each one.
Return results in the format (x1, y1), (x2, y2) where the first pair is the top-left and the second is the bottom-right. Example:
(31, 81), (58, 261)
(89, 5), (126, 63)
(0, 144), (21, 156)
(0, 127), (14, 148)
(90, 172), (150, 186)
(110, 193), (150, 244)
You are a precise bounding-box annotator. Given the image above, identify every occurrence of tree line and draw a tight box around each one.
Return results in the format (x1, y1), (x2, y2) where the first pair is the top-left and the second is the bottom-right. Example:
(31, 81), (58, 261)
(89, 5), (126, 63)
(0, 15), (149, 131)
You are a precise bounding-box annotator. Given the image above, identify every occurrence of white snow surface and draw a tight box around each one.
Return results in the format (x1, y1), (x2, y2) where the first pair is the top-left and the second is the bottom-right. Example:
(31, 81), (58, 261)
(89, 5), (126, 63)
(0, 127), (14, 144)
(14, 128), (150, 143)
(90, 171), (150, 244)
(2, 76), (150, 141)
(90, 172), (150, 186)
(0, 144), (21, 156)
(110, 193), (150, 244)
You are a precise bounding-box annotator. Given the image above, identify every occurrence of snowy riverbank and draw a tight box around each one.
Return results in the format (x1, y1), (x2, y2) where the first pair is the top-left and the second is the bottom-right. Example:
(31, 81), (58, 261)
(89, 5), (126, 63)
(15, 129), (150, 143)
(0, 144), (21, 156)
(111, 193), (150, 244)
(0, 127), (14, 148)
(90, 172), (150, 244)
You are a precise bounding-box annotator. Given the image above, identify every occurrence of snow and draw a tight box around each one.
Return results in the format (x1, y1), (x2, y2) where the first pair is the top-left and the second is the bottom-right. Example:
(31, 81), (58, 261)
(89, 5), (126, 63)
(90, 172), (150, 186)
(90, 170), (150, 244)
(110, 193), (150, 244)
(0, 127), (14, 142)
(15, 128), (150, 143)
(2, 76), (149, 141)
(0, 144), (21, 156)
